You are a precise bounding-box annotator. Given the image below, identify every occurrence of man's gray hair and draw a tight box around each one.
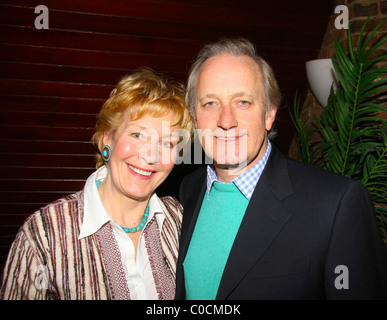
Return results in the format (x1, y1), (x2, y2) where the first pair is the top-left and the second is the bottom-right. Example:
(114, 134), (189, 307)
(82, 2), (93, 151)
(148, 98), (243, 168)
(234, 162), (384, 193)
(186, 38), (282, 139)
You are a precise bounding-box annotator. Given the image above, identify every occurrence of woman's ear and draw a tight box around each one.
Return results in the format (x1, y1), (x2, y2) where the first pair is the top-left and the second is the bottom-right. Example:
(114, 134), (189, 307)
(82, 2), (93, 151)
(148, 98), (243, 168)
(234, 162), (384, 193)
(102, 131), (111, 146)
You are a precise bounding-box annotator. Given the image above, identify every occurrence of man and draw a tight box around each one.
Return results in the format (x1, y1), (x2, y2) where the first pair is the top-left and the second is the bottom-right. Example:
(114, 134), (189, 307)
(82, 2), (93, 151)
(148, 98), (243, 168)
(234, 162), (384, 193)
(176, 38), (387, 299)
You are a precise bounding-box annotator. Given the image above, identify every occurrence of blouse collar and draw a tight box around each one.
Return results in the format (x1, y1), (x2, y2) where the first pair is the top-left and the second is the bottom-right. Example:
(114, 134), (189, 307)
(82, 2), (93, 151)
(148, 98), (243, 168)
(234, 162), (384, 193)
(78, 166), (165, 240)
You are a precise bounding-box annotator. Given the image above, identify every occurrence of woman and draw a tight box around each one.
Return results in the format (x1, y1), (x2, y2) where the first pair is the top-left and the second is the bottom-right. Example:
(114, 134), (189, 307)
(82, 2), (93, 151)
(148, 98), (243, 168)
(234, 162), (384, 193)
(0, 68), (193, 300)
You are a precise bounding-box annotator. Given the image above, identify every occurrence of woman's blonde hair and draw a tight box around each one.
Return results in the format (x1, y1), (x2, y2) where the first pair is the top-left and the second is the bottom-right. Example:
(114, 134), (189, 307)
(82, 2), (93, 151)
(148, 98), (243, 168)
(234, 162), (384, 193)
(92, 68), (193, 168)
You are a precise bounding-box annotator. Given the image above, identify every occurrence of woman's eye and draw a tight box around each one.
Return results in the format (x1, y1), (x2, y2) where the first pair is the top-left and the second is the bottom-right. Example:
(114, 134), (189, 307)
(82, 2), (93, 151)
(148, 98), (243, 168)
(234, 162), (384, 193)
(161, 141), (173, 148)
(131, 132), (143, 139)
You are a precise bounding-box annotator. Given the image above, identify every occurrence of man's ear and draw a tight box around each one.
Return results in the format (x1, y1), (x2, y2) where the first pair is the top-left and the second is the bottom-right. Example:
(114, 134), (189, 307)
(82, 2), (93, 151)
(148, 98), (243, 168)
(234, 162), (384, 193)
(265, 106), (278, 131)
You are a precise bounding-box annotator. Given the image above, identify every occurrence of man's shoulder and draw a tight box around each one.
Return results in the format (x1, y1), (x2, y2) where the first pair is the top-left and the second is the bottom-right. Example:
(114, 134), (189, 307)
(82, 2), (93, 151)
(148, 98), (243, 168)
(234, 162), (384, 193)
(179, 165), (207, 203)
(284, 155), (365, 194)
(268, 145), (352, 186)
(181, 165), (207, 185)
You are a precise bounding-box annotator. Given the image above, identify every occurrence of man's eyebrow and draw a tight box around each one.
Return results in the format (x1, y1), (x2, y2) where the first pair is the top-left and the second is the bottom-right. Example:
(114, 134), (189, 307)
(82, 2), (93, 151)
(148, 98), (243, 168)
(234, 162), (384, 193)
(231, 92), (255, 99)
(198, 93), (218, 100)
(199, 92), (255, 99)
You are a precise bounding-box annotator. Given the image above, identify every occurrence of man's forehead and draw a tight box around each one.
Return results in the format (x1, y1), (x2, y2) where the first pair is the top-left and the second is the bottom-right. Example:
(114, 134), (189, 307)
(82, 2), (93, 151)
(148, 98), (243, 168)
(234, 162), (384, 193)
(198, 91), (257, 100)
(200, 53), (260, 73)
(197, 54), (262, 83)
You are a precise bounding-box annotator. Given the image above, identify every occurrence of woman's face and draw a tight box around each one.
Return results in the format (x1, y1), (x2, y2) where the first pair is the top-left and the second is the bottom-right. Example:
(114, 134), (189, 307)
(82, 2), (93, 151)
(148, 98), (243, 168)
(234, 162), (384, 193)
(103, 110), (180, 202)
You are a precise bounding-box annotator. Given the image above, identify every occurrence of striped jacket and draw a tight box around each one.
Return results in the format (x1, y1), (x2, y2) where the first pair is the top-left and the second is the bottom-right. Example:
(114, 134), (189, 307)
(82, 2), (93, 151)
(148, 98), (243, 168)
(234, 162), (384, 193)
(0, 190), (182, 300)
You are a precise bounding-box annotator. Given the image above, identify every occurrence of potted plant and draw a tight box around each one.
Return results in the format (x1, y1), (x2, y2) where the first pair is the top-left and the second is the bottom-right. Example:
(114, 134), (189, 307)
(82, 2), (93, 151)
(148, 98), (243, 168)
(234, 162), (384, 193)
(290, 18), (387, 238)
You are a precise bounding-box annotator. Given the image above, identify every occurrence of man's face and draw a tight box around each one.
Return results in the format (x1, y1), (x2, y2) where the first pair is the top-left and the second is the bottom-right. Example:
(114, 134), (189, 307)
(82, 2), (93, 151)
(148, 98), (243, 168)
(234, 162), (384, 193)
(194, 53), (277, 180)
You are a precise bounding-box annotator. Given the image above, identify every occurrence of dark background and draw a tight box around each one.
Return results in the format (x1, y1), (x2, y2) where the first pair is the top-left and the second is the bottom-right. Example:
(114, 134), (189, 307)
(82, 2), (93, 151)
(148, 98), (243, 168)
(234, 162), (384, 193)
(0, 0), (334, 271)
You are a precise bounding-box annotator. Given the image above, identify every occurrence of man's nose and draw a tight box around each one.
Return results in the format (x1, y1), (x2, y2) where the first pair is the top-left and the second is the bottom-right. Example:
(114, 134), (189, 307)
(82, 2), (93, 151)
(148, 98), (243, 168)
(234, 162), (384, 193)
(217, 105), (238, 130)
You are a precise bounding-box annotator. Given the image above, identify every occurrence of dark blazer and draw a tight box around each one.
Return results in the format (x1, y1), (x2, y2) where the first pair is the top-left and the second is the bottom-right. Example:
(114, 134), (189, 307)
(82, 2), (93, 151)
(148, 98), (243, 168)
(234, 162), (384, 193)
(176, 145), (387, 299)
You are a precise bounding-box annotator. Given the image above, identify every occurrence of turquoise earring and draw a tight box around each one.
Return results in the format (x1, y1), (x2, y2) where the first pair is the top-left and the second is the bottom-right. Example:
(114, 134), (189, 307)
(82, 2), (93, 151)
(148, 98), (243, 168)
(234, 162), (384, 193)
(102, 145), (111, 162)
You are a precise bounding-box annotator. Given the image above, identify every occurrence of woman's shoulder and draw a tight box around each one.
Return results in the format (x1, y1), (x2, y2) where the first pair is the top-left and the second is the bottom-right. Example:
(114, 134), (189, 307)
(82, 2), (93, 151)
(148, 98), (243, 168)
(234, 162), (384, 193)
(158, 196), (183, 223)
(159, 195), (181, 208)
(23, 190), (84, 233)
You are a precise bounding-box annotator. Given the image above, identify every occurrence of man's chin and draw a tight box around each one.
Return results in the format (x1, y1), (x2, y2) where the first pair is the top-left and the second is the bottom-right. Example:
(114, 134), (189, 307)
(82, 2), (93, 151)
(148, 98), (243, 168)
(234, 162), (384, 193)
(214, 159), (248, 171)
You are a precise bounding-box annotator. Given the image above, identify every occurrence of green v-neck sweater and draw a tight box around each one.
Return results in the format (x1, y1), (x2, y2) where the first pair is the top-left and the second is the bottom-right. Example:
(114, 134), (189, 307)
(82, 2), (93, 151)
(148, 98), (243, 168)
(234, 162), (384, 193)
(183, 181), (249, 300)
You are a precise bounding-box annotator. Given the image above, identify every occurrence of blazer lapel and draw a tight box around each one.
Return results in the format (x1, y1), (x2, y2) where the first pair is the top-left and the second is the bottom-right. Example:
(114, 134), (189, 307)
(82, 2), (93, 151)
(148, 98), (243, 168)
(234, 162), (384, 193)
(176, 167), (207, 299)
(216, 146), (294, 299)
(179, 180), (207, 258)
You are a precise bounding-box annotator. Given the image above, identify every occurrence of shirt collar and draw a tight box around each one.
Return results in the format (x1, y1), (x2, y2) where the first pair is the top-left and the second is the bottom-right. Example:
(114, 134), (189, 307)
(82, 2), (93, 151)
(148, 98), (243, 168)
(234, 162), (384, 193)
(206, 140), (272, 200)
(78, 165), (165, 239)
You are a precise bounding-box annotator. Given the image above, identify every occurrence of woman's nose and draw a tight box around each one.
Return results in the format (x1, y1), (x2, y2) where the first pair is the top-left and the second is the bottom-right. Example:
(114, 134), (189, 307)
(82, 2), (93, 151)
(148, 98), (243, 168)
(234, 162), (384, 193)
(139, 140), (159, 165)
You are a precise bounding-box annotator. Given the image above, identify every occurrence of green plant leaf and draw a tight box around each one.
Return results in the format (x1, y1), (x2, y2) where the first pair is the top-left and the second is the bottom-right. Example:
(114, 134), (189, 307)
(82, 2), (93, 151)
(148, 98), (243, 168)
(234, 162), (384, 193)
(290, 18), (387, 232)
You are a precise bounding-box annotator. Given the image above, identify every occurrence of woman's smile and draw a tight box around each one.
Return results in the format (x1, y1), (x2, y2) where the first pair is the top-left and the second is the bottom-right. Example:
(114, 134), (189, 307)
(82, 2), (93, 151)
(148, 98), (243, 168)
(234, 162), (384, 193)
(127, 163), (155, 179)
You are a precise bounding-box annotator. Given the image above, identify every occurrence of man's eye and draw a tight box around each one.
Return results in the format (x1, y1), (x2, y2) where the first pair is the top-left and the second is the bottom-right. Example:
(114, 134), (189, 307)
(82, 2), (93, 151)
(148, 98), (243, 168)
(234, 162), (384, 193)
(203, 101), (216, 107)
(239, 100), (250, 106)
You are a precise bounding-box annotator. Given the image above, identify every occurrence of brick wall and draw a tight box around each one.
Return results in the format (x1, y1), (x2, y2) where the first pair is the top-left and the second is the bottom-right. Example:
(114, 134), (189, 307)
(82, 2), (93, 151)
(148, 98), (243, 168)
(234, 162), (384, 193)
(289, 0), (387, 158)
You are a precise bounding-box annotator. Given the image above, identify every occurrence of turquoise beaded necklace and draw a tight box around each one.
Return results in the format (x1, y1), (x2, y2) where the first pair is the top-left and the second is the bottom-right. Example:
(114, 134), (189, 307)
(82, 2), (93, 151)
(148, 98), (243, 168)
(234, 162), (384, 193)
(96, 180), (149, 233)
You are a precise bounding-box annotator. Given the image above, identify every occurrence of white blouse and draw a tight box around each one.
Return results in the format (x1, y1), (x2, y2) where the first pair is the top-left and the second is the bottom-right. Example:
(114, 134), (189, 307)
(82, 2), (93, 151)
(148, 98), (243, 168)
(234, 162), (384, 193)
(78, 166), (165, 299)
